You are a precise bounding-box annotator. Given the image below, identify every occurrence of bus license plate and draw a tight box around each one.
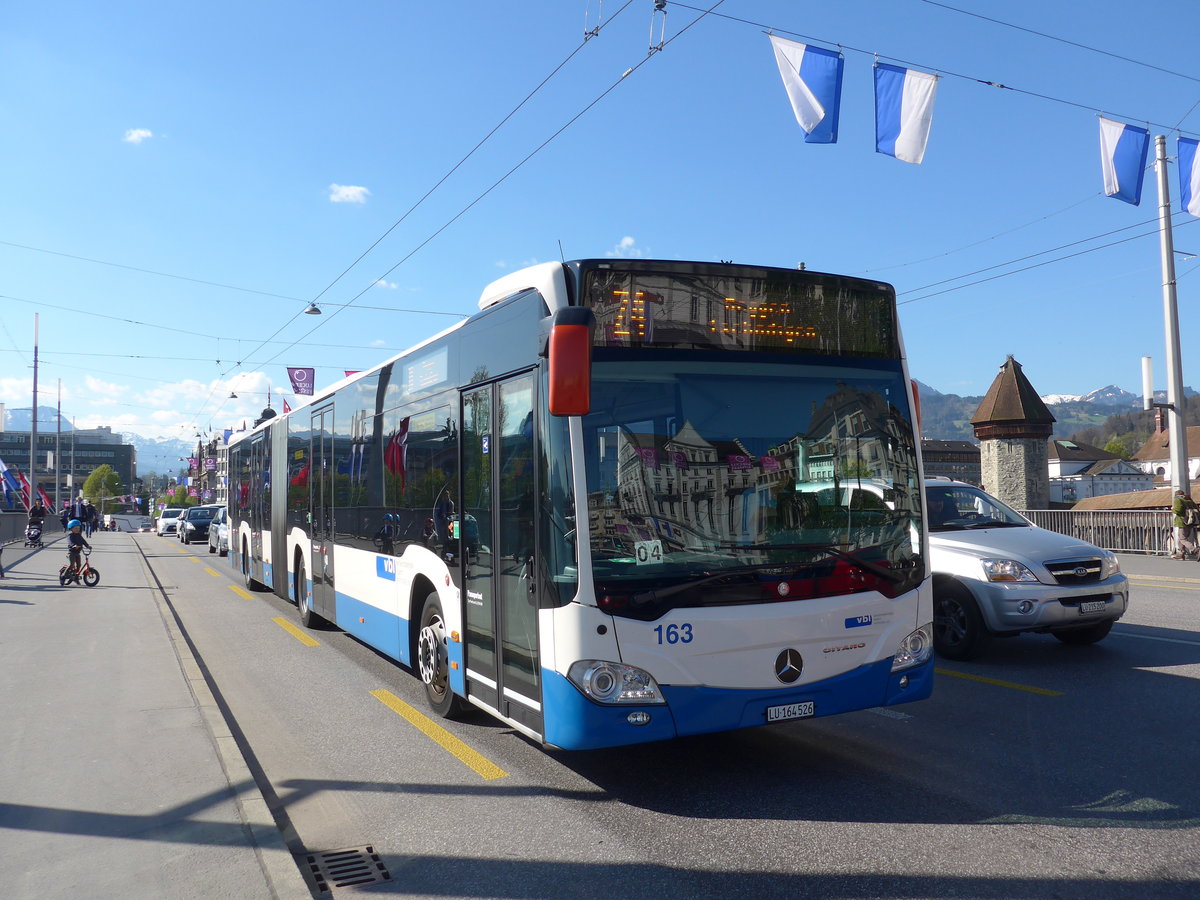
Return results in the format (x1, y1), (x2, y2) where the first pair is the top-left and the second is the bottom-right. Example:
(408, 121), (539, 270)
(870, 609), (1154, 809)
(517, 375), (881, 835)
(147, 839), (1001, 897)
(1079, 600), (1107, 615)
(766, 701), (815, 723)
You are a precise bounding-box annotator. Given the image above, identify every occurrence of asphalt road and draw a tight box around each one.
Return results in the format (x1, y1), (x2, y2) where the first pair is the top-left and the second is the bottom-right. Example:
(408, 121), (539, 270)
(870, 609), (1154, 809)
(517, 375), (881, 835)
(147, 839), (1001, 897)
(143, 537), (1200, 898)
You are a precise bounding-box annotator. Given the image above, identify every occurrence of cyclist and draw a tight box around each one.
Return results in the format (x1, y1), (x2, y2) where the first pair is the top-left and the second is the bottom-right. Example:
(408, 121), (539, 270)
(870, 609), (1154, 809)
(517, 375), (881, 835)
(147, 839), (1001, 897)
(66, 518), (92, 576)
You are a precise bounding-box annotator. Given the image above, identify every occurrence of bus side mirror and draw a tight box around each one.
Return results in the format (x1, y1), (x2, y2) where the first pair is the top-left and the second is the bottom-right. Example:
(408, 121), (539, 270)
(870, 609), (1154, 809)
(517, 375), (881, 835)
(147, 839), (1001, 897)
(548, 307), (595, 417)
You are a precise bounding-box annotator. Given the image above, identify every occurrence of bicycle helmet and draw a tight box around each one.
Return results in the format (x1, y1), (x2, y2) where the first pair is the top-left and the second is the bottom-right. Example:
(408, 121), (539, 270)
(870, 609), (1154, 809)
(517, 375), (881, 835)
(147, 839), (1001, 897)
(68, 519), (82, 529)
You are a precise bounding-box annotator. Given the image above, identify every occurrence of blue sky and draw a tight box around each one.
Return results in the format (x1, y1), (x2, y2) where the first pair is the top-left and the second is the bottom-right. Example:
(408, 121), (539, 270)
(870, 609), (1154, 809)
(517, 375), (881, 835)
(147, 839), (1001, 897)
(2, 0), (1199, 441)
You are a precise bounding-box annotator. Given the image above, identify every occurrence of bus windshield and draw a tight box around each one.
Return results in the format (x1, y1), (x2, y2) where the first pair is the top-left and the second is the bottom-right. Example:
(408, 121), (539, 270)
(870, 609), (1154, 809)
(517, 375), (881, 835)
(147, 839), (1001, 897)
(581, 357), (922, 618)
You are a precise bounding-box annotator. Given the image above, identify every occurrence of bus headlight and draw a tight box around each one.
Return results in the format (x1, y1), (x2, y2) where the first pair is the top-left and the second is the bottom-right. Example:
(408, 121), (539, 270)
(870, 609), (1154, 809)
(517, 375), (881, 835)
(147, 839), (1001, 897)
(567, 660), (665, 705)
(891, 623), (933, 672)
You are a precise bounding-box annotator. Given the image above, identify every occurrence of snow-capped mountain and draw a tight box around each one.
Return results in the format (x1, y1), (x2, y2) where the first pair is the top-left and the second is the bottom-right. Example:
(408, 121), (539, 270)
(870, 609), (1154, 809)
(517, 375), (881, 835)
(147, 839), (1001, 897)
(1039, 384), (1196, 408)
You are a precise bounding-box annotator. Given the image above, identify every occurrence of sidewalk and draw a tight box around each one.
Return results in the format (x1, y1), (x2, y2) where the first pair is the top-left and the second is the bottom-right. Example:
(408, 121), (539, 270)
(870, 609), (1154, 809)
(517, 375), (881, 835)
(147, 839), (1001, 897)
(0, 532), (311, 900)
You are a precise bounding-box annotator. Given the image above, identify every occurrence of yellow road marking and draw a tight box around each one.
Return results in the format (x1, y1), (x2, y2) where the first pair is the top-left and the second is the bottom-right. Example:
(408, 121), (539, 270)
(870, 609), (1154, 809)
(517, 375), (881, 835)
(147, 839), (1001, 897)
(272, 616), (320, 647)
(228, 585), (254, 600)
(188, 556), (199, 563)
(935, 667), (1064, 697)
(204, 567), (220, 577)
(1128, 576), (1200, 592)
(370, 688), (509, 780)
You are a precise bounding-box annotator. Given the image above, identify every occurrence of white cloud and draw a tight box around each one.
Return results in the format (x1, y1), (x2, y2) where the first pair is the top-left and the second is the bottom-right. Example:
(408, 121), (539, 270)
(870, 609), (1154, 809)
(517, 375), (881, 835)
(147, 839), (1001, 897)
(606, 236), (647, 258)
(122, 128), (153, 144)
(375, 279), (398, 289)
(329, 184), (370, 204)
(371, 339), (386, 347)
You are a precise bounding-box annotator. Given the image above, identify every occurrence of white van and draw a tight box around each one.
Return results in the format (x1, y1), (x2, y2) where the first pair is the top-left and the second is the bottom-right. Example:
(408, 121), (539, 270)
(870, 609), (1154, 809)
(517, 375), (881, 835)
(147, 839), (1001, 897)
(111, 514), (154, 533)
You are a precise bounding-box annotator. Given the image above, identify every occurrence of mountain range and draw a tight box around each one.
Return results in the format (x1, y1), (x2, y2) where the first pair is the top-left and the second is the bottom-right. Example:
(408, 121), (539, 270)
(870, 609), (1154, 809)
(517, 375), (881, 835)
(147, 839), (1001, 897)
(914, 382), (1198, 443)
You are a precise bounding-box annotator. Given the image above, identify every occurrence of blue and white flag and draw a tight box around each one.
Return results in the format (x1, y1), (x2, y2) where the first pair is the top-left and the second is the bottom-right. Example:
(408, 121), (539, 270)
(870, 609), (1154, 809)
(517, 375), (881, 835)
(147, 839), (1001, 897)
(1179, 137), (1200, 218)
(1099, 117), (1150, 205)
(768, 35), (844, 144)
(874, 63), (938, 164)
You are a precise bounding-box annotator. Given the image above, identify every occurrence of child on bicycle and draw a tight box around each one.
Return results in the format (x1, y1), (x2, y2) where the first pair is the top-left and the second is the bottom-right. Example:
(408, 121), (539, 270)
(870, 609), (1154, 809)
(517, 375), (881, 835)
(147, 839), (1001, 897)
(66, 518), (92, 572)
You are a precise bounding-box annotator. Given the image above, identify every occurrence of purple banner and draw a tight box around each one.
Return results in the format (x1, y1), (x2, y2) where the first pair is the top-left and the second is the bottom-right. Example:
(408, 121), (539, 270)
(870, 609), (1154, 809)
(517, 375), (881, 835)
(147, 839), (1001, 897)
(728, 454), (752, 472)
(668, 451), (689, 470)
(636, 448), (660, 470)
(287, 366), (315, 396)
(204, 457), (217, 471)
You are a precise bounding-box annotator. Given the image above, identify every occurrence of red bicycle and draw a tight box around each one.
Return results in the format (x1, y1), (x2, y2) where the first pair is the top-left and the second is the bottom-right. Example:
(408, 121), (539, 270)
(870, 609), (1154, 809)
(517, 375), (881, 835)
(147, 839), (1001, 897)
(59, 550), (100, 587)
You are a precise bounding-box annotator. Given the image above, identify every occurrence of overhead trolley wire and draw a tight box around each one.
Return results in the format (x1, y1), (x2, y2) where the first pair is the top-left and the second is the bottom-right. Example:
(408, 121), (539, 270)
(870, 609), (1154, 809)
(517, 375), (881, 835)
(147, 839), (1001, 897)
(220, 0), (639, 385)
(914, 0), (1200, 86)
(250, 0), (730, 375)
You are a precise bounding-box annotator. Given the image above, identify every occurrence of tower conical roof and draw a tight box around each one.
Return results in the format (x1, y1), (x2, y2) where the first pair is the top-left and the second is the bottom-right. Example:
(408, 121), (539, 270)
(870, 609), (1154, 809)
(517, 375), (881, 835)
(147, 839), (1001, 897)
(971, 356), (1055, 439)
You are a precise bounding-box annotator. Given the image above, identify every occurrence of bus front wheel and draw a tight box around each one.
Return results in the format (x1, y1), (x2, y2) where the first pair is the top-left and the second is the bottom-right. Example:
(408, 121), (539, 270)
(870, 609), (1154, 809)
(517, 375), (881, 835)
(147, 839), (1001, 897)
(417, 593), (465, 718)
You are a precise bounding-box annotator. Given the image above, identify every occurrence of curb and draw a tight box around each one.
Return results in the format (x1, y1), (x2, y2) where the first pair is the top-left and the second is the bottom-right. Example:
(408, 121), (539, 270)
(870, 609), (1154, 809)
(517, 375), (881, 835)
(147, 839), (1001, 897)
(136, 545), (314, 900)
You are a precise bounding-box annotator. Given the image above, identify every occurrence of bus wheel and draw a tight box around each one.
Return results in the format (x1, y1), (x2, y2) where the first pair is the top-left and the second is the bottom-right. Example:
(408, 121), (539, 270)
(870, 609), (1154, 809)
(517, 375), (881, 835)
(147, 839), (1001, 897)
(933, 581), (990, 661)
(241, 539), (256, 590)
(296, 557), (319, 628)
(417, 593), (464, 718)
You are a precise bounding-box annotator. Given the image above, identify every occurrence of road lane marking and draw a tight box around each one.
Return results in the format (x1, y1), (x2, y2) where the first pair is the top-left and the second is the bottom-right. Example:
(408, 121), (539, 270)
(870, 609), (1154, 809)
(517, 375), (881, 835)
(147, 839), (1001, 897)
(228, 585), (254, 600)
(1111, 630), (1200, 647)
(935, 667), (1064, 696)
(204, 567), (220, 577)
(370, 688), (509, 781)
(272, 616), (320, 647)
(1128, 576), (1200, 592)
(188, 556), (199, 563)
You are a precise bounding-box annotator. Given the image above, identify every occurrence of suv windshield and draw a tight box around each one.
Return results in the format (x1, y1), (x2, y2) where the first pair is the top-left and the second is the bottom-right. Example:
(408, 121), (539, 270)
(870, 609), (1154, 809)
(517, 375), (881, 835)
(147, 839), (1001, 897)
(925, 484), (1029, 531)
(581, 357), (922, 617)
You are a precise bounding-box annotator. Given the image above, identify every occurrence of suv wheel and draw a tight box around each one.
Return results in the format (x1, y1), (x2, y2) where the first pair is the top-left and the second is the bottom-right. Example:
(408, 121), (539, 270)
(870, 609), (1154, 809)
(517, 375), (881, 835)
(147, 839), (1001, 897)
(933, 581), (990, 661)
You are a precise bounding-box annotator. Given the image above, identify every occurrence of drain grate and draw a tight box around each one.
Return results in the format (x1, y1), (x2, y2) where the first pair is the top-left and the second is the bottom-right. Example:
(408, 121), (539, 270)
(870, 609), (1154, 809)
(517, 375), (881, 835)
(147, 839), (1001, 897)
(305, 846), (392, 893)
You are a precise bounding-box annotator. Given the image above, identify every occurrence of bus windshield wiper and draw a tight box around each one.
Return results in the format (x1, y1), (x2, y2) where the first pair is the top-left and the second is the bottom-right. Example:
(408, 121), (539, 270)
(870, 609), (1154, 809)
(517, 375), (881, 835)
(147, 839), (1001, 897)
(715, 543), (907, 585)
(629, 562), (817, 607)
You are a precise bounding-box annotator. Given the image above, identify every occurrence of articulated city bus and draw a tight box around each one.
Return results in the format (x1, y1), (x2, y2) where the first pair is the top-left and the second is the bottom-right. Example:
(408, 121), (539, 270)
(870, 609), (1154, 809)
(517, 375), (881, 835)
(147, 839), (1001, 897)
(228, 258), (933, 750)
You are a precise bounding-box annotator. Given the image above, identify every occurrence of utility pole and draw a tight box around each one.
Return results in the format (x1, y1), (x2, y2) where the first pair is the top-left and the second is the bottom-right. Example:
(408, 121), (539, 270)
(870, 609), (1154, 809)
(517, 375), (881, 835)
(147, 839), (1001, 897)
(55, 379), (62, 513)
(1154, 134), (1189, 495)
(30, 314), (39, 511)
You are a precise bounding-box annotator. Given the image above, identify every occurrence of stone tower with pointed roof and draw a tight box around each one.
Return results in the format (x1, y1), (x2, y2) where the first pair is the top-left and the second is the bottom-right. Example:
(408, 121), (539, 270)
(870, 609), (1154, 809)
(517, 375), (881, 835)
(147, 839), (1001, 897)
(971, 356), (1056, 510)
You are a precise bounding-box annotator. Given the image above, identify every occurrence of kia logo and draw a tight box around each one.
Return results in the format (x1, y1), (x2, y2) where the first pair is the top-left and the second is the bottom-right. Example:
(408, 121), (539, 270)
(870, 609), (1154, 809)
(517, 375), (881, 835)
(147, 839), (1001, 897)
(1074, 566), (1088, 577)
(775, 648), (803, 684)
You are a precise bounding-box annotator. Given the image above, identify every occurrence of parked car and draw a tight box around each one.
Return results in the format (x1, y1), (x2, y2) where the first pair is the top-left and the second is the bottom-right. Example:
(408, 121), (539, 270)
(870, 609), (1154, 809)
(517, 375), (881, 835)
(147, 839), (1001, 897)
(207, 507), (229, 557)
(156, 508), (184, 536)
(926, 480), (1129, 660)
(178, 504), (222, 544)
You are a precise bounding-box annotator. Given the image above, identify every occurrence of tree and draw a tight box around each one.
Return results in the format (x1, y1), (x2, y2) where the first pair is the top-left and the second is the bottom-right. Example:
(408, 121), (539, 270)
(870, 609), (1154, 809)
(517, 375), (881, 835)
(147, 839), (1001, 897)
(1103, 437), (1130, 459)
(82, 465), (123, 513)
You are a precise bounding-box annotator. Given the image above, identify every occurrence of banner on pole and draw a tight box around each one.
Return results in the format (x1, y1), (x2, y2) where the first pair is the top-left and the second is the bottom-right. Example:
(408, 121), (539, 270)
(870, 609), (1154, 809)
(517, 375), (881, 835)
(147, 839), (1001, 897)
(287, 367), (315, 396)
(1099, 117), (1150, 205)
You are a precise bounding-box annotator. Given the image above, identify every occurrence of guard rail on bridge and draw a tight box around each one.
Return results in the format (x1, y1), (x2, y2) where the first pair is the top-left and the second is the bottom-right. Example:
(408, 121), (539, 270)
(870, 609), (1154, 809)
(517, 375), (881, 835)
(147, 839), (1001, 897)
(1019, 509), (1172, 556)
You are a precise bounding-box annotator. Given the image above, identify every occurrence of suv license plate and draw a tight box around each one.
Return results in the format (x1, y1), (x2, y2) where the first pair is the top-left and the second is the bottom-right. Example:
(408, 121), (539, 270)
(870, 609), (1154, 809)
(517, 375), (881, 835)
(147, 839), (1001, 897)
(766, 701), (815, 723)
(1079, 600), (1107, 615)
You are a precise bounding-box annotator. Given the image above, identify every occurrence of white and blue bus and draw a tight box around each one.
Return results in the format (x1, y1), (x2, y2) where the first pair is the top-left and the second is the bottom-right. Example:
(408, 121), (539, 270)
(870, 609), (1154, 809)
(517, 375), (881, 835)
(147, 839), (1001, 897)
(228, 259), (933, 750)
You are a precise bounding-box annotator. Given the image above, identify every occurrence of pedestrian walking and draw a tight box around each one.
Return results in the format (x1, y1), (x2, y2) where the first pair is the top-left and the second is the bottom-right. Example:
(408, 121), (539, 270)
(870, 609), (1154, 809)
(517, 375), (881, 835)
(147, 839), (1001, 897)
(1171, 489), (1199, 560)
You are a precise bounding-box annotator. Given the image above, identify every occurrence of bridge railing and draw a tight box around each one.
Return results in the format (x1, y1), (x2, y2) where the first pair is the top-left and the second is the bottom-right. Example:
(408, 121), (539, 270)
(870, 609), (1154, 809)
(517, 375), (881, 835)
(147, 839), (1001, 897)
(1017, 509), (1173, 556)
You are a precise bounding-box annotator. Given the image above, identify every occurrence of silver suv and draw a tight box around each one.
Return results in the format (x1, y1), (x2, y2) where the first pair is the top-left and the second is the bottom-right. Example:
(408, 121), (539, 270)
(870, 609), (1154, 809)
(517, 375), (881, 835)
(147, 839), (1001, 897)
(926, 480), (1128, 660)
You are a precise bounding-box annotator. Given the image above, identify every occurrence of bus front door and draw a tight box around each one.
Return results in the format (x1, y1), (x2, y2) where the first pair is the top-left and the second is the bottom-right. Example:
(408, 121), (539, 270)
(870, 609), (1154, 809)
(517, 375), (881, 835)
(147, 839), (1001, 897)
(462, 373), (542, 739)
(310, 405), (335, 619)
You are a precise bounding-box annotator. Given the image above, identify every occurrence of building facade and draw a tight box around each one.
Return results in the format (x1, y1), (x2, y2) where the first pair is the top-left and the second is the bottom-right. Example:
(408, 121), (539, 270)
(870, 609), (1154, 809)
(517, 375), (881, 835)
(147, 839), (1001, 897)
(0, 426), (136, 507)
